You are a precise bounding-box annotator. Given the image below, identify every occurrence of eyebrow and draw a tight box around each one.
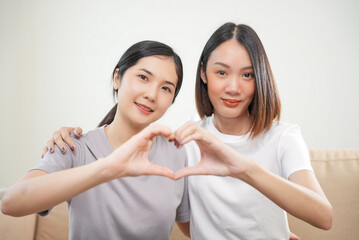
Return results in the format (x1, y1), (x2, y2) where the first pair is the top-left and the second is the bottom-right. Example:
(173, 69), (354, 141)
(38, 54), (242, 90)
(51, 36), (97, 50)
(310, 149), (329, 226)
(214, 62), (230, 68)
(139, 68), (176, 88)
(139, 68), (153, 76)
(214, 62), (253, 70)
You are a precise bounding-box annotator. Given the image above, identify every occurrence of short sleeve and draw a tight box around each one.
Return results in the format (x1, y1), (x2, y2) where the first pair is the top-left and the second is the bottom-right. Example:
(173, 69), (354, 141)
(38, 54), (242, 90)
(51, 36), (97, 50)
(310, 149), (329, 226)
(30, 142), (76, 216)
(175, 153), (191, 222)
(31, 142), (76, 174)
(278, 125), (313, 179)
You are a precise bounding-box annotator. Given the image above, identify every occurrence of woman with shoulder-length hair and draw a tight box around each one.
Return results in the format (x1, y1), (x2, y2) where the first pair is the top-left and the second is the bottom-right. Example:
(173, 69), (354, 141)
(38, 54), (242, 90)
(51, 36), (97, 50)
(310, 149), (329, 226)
(173, 22), (332, 239)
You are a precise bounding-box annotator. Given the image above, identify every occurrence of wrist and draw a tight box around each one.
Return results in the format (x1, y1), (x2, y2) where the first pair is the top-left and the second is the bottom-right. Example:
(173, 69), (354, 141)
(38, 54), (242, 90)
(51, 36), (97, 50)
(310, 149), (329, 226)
(234, 158), (261, 184)
(93, 157), (121, 182)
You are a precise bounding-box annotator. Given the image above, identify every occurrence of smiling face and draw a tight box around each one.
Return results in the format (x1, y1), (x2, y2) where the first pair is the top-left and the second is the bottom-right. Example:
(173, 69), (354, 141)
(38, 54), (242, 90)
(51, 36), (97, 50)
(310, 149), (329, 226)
(114, 55), (178, 129)
(202, 39), (256, 125)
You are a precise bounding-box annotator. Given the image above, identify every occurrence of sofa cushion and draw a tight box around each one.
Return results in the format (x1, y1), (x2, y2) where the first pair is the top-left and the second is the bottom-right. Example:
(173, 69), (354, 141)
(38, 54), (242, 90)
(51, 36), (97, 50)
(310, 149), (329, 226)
(0, 212), (36, 240)
(288, 149), (359, 240)
(35, 202), (69, 240)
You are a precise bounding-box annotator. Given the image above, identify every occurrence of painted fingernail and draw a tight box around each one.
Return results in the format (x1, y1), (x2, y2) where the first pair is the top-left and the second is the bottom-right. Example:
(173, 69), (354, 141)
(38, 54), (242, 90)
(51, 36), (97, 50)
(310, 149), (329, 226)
(50, 147), (54, 153)
(41, 154), (44, 158)
(71, 146), (75, 151)
(174, 139), (180, 148)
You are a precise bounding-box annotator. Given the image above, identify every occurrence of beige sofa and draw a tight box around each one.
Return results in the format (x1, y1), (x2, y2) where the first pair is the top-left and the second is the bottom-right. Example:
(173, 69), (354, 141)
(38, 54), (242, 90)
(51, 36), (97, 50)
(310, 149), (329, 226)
(1, 149), (358, 240)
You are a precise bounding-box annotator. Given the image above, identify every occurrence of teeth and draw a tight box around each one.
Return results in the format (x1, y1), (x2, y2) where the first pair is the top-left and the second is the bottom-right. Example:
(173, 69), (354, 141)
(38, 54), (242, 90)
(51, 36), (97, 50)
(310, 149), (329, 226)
(142, 106), (151, 111)
(137, 103), (152, 112)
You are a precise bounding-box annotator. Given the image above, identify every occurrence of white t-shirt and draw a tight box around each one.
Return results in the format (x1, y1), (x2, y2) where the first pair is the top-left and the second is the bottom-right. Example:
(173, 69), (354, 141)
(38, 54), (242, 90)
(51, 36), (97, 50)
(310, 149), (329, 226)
(186, 115), (313, 240)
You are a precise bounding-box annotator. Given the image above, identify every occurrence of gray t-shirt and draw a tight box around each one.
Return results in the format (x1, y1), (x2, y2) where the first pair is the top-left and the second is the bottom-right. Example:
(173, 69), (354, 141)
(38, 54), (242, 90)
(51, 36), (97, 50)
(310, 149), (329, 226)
(33, 126), (190, 240)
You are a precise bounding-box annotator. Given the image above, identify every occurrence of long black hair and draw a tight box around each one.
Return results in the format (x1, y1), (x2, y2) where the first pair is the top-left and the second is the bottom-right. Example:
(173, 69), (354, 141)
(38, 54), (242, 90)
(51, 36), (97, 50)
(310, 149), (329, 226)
(98, 40), (183, 127)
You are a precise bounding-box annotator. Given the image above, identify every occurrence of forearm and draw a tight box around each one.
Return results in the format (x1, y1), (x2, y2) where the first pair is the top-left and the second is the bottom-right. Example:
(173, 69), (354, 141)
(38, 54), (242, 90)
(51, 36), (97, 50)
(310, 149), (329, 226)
(1, 158), (111, 217)
(239, 163), (332, 229)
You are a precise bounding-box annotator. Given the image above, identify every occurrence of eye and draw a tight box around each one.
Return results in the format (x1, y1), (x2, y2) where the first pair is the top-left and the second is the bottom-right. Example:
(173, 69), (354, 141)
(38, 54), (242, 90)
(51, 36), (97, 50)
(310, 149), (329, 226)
(161, 86), (172, 93)
(138, 75), (148, 81)
(217, 70), (227, 77)
(243, 73), (254, 79)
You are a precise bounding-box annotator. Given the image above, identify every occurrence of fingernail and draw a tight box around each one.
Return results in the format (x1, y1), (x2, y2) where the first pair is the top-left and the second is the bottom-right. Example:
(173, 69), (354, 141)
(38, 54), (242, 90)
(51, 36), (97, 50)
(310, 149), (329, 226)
(71, 146), (75, 151)
(174, 139), (180, 148)
(61, 147), (65, 153)
(50, 147), (54, 153)
(41, 154), (44, 158)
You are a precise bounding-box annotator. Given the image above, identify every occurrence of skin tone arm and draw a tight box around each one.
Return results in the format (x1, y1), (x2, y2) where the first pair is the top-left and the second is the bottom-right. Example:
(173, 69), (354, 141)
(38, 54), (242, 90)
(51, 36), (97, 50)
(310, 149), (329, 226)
(40, 126), (192, 238)
(173, 121), (333, 231)
(41, 126), (302, 239)
(1, 124), (175, 217)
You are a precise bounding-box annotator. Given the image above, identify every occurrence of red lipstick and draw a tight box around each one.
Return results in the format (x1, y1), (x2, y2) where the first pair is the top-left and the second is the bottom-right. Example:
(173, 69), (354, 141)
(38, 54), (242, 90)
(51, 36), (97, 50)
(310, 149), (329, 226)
(222, 98), (240, 107)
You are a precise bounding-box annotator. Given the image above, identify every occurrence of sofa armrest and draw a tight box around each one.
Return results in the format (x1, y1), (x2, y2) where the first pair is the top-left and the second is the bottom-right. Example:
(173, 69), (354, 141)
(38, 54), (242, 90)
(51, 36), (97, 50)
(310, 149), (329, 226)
(288, 149), (359, 240)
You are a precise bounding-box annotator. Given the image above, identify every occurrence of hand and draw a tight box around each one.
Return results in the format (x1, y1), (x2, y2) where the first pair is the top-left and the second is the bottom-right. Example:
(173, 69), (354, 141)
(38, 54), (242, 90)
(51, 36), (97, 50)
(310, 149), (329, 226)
(173, 122), (253, 180)
(103, 123), (175, 180)
(41, 127), (83, 157)
(289, 232), (300, 240)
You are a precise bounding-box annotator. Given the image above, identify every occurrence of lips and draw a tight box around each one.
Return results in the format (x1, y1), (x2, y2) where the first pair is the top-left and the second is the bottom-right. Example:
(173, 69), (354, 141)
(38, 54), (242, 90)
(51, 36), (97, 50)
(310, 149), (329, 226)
(135, 102), (154, 114)
(222, 98), (240, 107)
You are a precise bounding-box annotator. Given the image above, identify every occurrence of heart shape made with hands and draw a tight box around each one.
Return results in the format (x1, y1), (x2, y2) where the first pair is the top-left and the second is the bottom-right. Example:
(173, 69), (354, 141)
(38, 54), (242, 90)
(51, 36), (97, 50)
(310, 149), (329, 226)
(106, 122), (244, 181)
(142, 122), (244, 181)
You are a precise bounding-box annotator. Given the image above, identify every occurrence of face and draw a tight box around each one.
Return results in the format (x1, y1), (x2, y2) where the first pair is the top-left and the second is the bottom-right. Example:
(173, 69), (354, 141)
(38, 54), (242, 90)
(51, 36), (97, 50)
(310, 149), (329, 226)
(202, 39), (256, 122)
(114, 55), (178, 128)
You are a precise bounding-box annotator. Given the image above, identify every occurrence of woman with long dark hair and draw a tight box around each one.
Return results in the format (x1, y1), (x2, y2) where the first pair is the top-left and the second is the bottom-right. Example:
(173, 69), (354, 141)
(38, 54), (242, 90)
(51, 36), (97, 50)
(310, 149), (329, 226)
(1, 40), (190, 240)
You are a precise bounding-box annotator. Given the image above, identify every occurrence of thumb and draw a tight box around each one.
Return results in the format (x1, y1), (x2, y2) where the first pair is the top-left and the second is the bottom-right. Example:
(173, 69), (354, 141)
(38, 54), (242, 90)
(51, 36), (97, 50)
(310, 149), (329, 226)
(146, 163), (175, 180)
(174, 165), (208, 180)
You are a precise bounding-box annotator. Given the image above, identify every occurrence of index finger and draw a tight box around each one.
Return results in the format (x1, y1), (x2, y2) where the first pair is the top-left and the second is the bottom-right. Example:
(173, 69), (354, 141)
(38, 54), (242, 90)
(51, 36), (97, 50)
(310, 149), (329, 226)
(143, 124), (173, 140)
(60, 128), (76, 151)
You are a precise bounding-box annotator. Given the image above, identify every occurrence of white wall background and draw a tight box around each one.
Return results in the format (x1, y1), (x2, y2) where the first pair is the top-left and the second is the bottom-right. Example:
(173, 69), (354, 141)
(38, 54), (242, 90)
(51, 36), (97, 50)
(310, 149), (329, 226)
(1, 0), (358, 188)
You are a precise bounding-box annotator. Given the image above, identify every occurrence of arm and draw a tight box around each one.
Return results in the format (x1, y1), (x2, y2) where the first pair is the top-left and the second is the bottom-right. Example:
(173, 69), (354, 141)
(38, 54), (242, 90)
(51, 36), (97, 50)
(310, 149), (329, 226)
(173, 122), (333, 230)
(176, 221), (190, 238)
(1, 124), (175, 217)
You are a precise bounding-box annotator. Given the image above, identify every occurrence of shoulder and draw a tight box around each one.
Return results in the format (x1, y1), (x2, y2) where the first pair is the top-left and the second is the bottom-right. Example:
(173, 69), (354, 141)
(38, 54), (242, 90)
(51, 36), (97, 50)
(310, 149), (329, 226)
(79, 127), (103, 142)
(66, 128), (101, 153)
(264, 122), (302, 139)
(51, 127), (104, 161)
(267, 122), (308, 154)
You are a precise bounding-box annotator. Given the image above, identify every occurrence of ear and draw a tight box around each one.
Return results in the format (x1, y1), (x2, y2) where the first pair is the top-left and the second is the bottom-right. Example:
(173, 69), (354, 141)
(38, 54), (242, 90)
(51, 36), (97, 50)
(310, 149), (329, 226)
(113, 68), (120, 90)
(200, 63), (207, 84)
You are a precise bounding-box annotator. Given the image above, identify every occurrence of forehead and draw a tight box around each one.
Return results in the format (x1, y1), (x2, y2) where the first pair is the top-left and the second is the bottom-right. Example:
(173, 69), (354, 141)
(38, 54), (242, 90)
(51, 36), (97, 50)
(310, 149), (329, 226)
(207, 39), (252, 67)
(132, 55), (177, 82)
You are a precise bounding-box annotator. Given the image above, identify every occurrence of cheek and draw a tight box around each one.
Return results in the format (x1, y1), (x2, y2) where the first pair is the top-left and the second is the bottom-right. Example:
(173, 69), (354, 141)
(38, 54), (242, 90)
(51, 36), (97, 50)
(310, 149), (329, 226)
(250, 83), (256, 98)
(243, 81), (256, 98)
(207, 81), (222, 104)
(158, 94), (174, 110)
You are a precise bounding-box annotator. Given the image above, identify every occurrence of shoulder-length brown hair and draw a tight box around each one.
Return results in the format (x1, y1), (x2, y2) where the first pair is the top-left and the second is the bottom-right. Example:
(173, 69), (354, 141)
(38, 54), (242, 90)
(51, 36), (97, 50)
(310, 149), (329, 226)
(196, 23), (281, 139)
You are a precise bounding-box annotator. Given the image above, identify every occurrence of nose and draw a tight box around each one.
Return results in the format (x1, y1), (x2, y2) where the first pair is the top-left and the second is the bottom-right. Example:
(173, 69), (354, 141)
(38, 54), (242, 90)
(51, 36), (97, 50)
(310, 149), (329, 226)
(225, 76), (240, 95)
(144, 84), (157, 102)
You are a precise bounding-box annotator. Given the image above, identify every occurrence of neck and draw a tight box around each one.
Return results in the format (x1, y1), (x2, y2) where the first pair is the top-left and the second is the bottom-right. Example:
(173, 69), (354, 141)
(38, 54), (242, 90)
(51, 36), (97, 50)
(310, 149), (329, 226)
(104, 112), (145, 149)
(212, 112), (253, 136)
